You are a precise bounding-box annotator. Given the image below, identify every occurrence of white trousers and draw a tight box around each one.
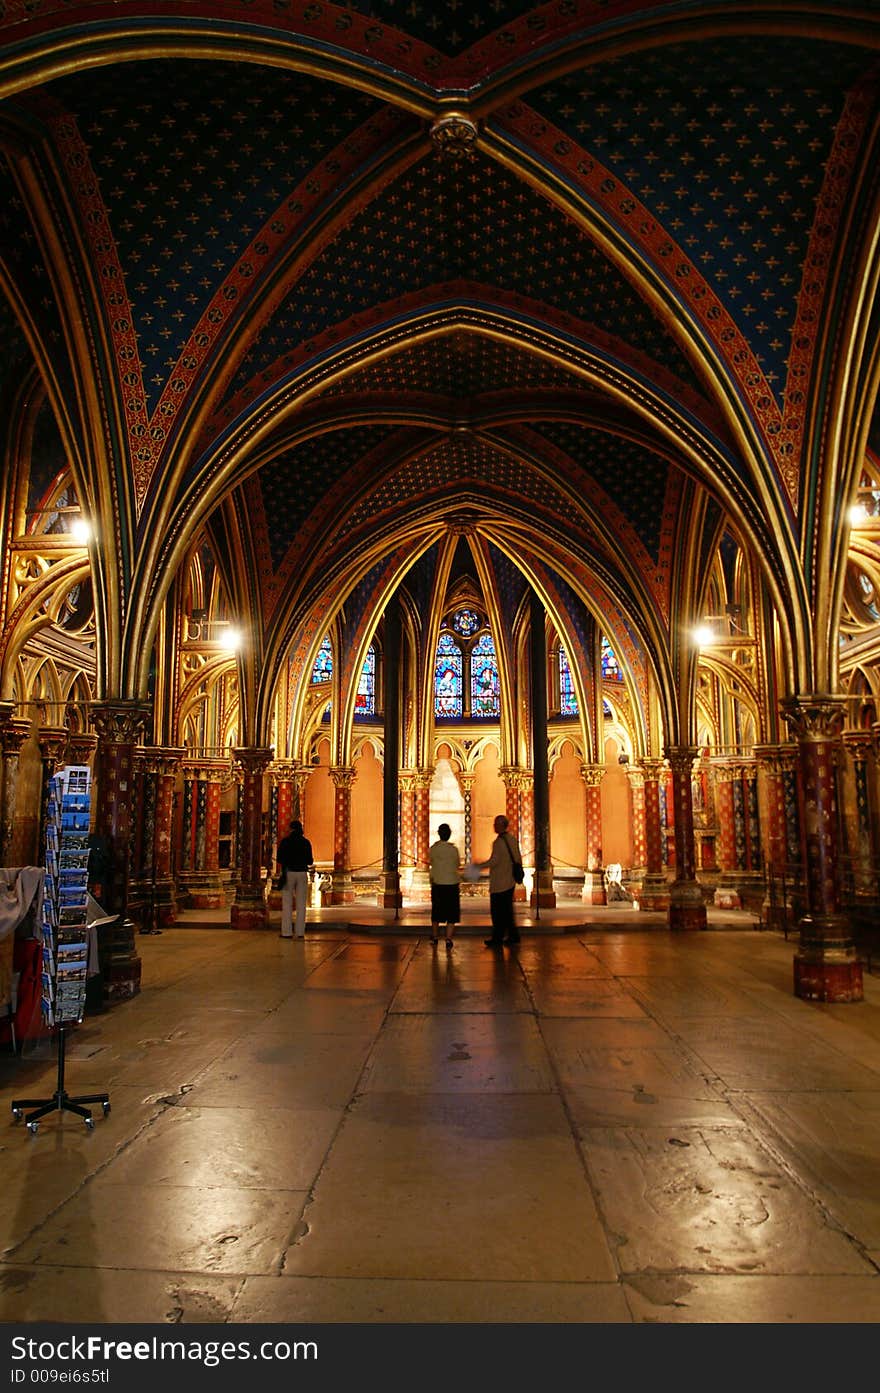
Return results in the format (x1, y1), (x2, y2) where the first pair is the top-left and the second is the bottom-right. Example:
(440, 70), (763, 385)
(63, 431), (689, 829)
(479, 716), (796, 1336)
(281, 871), (309, 937)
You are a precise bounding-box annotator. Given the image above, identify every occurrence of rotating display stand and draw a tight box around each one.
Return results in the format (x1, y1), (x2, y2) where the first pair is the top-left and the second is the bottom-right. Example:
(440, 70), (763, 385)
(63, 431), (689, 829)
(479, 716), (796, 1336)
(11, 766), (110, 1135)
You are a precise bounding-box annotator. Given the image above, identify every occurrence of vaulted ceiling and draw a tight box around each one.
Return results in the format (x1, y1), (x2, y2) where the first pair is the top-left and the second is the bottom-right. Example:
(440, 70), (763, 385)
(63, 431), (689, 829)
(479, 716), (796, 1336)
(1, 2), (878, 726)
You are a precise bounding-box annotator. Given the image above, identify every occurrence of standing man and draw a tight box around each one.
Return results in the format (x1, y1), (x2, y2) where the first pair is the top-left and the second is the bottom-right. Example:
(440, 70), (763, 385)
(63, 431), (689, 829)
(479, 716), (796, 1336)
(479, 814), (522, 948)
(276, 819), (314, 939)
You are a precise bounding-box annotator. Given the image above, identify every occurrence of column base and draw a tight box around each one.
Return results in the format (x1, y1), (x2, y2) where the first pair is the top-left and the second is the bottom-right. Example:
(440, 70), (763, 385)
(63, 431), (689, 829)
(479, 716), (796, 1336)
(581, 870), (607, 906)
(638, 874), (670, 911)
(407, 869), (431, 903)
(668, 880), (707, 931)
(794, 914), (863, 1002)
(531, 869), (556, 909)
(378, 871), (402, 909)
(230, 890), (269, 930)
(330, 870), (356, 906)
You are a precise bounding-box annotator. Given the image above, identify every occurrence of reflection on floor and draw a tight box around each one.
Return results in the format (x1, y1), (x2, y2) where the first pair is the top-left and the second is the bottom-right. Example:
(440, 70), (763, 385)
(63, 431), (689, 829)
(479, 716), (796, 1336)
(2, 909), (879, 1324)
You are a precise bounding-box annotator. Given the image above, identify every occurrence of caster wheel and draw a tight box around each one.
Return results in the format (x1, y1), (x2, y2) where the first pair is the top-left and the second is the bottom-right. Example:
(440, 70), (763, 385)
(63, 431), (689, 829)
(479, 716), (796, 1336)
(102, 1102), (111, 1116)
(27, 1121), (39, 1135)
(12, 1107), (22, 1122)
(84, 1116), (94, 1131)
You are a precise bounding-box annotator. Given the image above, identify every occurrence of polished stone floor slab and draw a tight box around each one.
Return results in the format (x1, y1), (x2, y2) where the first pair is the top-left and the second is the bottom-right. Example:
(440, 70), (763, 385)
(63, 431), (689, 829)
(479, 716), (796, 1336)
(10, 1180), (306, 1275)
(234, 1275), (632, 1323)
(283, 1092), (617, 1282)
(2, 922), (879, 1325)
(0, 1265), (242, 1323)
(359, 1013), (556, 1092)
(103, 1104), (344, 1192)
(526, 975), (649, 1018)
(623, 1272), (880, 1322)
(581, 1124), (871, 1275)
(541, 1017), (723, 1099)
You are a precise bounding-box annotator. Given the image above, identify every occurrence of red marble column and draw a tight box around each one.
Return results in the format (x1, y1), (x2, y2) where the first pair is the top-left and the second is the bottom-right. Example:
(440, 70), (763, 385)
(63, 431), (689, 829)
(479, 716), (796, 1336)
(755, 744), (796, 931)
(502, 769), (535, 904)
(408, 769), (433, 902)
(664, 745), (706, 930)
(399, 773), (416, 876)
(782, 696), (862, 1002)
(580, 764), (606, 904)
(627, 765), (647, 875)
(638, 758), (669, 909)
(330, 766), (357, 905)
(152, 748), (182, 925)
(230, 747), (272, 929)
(714, 765), (738, 875)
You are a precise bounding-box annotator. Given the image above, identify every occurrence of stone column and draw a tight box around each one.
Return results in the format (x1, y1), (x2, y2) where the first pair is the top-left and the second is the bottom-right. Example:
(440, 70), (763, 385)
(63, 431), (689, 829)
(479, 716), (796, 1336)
(664, 745), (706, 930)
(178, 762), (226, 908)
(230, 747), (272, 929)
(530, 592), (555, 908)
(627, 764), (647, 886)
(380, 599), (402, 909)
(268, 761), (297, 911)
(330, 766), (357, 905)
(638, 758), (669, 909)
(501, 768), (530, 903)
(408, 768), (433, 901)
(399, 772), (416, 889)
(842, 732), (876, 902)
(580, 764), (606, 904)
(714, 762), (739, 889)
(148, 747), (183, 926)
(781, 695), (861, 1002)
(37, 726), (69, 862)
(89, 701), (151, 998)
(755, 744), (794, 929)
(457, 772), (476, 865)
(0, 713), (33, 864)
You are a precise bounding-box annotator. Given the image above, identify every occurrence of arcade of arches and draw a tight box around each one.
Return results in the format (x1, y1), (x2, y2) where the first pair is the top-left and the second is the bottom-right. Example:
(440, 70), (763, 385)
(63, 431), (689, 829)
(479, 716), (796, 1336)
(1, 3), (879, 1008)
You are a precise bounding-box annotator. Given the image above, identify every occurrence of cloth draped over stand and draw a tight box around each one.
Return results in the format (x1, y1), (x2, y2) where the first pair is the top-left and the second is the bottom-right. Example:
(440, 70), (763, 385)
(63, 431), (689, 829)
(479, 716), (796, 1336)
(0, 867), (43, 1010)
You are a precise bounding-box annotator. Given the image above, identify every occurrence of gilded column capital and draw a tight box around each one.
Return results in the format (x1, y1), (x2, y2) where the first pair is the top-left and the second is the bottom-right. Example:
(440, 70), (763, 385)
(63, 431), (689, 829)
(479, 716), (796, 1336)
(0, 717), (32, 755)
(753, 743), (798, 775)
(90, 700), (152, 745)
(639, 758), (667, 781)
(330, 766), (357, 791)
(37, 726), (69, 763)
(140, 746), (185, 777)
(456, 771), (476, 793)
(780, 694), (847, 741)
(663, 745), (699, 778)
(579, 763), (605, 789)
(271, 761), (299, 784)
(500, 765), (530, 792)
(233, 747), (273, 777)
(411, 768), (434, 792)
(842, 731), (874, 760)
(626, 766), (645, 791)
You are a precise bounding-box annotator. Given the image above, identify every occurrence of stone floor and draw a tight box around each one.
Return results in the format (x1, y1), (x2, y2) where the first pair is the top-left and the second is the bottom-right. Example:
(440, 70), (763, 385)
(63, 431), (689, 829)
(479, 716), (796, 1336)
(2, 902), (879, 1325)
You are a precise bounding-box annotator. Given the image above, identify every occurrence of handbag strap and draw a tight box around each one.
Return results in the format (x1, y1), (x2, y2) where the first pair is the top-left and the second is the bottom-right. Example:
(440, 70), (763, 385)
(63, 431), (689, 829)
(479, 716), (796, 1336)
(502, 834), (517, 864)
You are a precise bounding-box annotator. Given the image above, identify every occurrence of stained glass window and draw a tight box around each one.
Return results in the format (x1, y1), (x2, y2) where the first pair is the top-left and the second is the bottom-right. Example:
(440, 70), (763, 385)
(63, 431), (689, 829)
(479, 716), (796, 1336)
(452, 608), (481, 638)
(470, 632), (500, 717)
(559, 647), (579, 716)
(355, 646), (375, 714)
(311, 635), (332, 683)
(434, 633), (463, 718)
(601, 636), (621, 680)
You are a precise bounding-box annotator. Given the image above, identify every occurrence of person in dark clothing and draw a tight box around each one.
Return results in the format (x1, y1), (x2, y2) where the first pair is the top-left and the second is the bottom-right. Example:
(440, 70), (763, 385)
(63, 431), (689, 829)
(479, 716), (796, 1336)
(275, 819), (314, 939)
(479, 814), (522, 948)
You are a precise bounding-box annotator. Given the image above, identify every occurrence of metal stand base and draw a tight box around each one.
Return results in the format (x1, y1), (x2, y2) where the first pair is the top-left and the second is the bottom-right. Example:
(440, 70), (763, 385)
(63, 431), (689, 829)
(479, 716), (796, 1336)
(11, 1026), (110, 1135)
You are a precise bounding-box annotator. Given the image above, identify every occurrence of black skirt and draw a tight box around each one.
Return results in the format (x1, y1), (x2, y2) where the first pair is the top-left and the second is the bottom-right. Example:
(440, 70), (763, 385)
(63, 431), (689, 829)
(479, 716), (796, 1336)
(431, 882), (460, 924)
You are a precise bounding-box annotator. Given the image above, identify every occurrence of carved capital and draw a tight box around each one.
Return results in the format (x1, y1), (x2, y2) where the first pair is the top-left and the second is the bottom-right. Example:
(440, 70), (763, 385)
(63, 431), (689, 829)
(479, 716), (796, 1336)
(579, 763), (605, 789)
(639, 758), (667, 782)
(37, 726), (69, 764)
(330, 766), (357, 791)
(91, 700), (152, 746)
(754, 743), (798, 775)
(0, 718), (32, 756)
(842, 731), (874, 762)
(663, 745), (699, 778)
(233, 746), (274, 777)
(271, 761), (299, 785)
(781, 694), (847, 742)
(625, 766), (645, 791)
